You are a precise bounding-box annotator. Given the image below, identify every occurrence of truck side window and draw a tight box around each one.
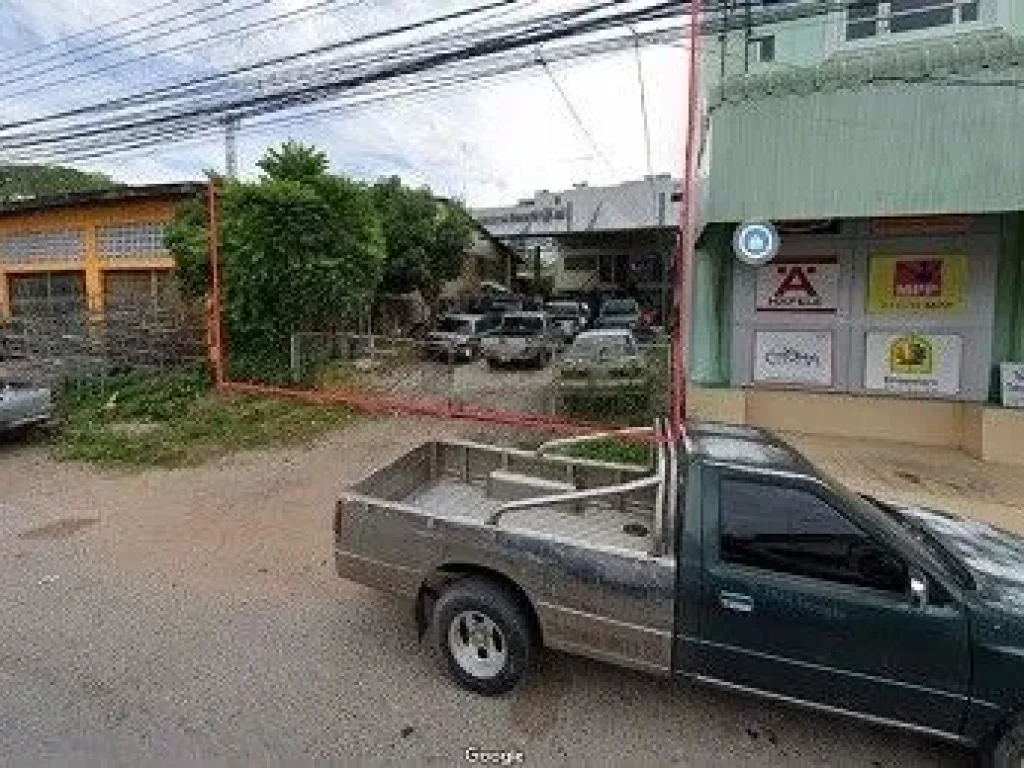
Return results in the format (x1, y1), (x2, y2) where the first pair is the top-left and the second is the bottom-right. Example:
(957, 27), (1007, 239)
(719, 479), (908, 594)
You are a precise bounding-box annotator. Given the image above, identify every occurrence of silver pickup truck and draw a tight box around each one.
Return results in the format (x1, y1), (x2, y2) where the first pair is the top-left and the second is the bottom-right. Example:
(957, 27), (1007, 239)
(334, 421), (1024, 766)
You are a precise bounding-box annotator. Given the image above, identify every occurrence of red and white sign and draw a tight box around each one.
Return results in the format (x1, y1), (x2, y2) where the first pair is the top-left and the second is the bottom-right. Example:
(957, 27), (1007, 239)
(756, 257), (839, 313)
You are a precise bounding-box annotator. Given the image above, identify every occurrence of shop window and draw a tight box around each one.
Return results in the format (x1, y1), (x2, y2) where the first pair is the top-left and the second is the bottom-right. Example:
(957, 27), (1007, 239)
(97, 223), (167, 258)
(0, 229), (85, 263)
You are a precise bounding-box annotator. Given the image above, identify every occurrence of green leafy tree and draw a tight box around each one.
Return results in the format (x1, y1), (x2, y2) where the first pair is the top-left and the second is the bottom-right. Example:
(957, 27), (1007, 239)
(257, 141), (329, 184)
(371, 176), (475, 303)
(0, 164), (116, 200)
(165, 144), (385, 380)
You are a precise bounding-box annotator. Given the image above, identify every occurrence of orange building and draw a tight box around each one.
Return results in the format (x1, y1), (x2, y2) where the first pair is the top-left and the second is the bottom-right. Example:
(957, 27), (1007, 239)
(0, 182), (203, 319)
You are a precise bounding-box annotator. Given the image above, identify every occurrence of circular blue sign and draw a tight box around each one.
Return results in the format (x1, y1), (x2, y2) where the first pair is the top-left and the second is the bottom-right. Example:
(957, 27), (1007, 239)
(733, 221), (780, 266)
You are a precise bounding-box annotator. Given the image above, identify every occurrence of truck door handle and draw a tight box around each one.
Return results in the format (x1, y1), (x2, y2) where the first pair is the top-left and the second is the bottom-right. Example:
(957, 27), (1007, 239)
(719, 591), (754, 614)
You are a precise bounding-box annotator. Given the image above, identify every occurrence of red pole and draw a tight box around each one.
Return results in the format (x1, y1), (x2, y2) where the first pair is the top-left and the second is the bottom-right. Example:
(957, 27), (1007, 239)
(671, 0), (704, 439)
(207, 180), (225, 388)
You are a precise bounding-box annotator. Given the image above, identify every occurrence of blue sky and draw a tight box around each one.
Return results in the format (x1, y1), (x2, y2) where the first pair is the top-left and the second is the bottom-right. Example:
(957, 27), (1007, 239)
(0, 0), (685, 206)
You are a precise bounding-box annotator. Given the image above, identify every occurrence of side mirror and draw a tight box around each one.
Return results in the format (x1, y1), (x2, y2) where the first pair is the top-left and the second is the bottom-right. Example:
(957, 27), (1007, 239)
(910, 574), (929, 609)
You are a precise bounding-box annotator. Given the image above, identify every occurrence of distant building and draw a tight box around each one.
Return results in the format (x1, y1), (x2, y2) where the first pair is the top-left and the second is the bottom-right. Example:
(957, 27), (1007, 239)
(470, 175), (683, 321)
(0, 183), (203, 319)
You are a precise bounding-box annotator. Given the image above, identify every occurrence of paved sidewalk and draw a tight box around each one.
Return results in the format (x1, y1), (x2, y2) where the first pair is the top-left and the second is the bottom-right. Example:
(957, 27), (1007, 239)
(786, 433), (1024, 535)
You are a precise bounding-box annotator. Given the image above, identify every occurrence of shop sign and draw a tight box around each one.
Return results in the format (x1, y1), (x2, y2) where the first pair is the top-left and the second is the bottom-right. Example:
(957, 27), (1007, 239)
(867, 255), (967, 313)
(864, 332), (962, 395)
(1002, 363), (1024, 408)
(756, 258), (839, 313)
(754, 331), (833, 386)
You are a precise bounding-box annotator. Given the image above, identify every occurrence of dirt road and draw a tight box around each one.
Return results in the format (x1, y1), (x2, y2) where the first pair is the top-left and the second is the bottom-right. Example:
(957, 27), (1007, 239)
(0, 419), (973, 766)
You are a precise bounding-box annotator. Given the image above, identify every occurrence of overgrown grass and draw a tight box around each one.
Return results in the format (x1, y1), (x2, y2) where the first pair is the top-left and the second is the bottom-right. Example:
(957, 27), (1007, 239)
(54, 367), (357, 468)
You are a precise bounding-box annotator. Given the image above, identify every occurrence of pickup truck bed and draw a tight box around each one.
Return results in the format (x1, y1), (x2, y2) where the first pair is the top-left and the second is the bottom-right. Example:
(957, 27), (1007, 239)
(406, 479), (655, 553)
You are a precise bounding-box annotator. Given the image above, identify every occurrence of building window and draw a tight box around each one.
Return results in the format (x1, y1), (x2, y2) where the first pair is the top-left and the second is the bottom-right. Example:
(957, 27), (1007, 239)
(8, 272), (86, 316)
(846, 1), (979, 40)
(97, 222), (167, 258)
(748, 35), (776, 63)
(0, 229), (85, 264)
(104, 269), (178, 312)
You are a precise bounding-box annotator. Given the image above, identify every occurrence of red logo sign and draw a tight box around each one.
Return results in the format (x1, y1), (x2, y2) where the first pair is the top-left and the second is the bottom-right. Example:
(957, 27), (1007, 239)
(773, 264), (819, 301)
(894, 259), (943, 298)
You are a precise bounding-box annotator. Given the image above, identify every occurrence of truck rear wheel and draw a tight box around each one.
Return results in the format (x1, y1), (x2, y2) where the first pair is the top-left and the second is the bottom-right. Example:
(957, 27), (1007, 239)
(433, 578), (533, 696)
(988, 717), (1024, 768)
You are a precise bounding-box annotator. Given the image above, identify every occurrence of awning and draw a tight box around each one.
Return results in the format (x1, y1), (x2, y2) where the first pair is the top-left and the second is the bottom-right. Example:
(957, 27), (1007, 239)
(706, 31), (1024, 222)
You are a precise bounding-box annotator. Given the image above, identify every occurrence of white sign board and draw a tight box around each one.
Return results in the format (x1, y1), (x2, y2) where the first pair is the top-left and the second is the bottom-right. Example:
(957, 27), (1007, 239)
(756, 258), (840, 313)
(1002, 363), (1024, 408)
(754, 331), (834, 386)
(864, 332), (962, 396)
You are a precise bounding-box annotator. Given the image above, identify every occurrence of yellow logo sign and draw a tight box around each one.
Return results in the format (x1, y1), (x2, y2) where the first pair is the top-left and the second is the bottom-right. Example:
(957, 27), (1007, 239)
(889, 333), (934, 375)
(867, 255), (967, 313)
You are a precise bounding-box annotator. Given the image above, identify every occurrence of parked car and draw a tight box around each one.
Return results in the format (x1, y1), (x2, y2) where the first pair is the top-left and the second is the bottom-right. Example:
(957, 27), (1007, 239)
(557, 329), (646, 389)
(544, 300), (589, 341)
(424, 313), (501, 361)
(0, 381), (55, 433)
(482, 295), (524, 316)
(334, 421), (1024, 766)
(479, 312), (558, 369)
(596, 297), (641, 330)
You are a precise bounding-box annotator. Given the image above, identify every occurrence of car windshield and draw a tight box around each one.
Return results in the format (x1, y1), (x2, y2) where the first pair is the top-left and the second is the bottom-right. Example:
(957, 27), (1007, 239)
(501, 316), (543, 333)
(436, 317), (472, 333)
(601, 299), (638, 316)
(570, 334), (633, 356)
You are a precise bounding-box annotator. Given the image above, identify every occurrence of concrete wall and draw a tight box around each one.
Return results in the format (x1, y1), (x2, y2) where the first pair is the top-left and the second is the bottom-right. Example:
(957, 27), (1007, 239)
(688, 385), (1024, 465)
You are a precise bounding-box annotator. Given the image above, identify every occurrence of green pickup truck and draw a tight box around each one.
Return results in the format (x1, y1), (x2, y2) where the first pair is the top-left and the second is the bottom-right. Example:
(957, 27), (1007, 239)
(334, 421), (1024, 766)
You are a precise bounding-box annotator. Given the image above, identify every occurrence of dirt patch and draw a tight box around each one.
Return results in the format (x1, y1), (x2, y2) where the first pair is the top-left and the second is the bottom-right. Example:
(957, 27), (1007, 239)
(107, 421), (161, 437)
(19, 516), (100, 540)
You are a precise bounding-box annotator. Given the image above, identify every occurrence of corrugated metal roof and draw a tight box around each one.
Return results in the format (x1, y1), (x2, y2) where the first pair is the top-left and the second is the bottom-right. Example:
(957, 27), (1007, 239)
(707, 58), (1024, 222)
(0, 182), (205, 216)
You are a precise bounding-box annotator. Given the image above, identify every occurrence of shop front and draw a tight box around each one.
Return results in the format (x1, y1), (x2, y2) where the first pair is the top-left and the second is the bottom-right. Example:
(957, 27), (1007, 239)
(687, 215), (1024, 464)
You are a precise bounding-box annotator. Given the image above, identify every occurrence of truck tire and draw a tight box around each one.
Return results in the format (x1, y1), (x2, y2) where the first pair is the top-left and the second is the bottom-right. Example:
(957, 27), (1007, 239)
(989, 717), (1024, 768)
(433, 578), (534, 696)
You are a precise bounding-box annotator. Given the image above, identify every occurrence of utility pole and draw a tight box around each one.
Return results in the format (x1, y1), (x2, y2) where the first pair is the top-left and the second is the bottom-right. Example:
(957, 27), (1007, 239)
(224, 116), (240, 179)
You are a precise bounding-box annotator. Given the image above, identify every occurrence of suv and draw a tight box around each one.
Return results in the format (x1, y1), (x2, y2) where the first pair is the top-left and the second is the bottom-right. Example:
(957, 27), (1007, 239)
(424, 313), (501, 361)
(544, 299), (589, 342)
(597, 297), (641, 331)
(480, 312), (558, 369)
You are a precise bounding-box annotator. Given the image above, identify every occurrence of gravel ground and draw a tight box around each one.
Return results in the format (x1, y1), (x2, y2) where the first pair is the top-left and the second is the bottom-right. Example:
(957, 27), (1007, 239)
(0, 419), (972, 767)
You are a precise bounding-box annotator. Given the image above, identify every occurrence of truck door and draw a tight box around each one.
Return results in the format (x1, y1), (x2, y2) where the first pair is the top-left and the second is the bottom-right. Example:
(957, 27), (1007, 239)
(695, 469), (970, 735)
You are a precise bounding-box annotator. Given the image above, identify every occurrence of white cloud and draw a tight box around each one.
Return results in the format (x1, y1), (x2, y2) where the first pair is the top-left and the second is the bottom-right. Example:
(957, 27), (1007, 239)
(0, 0), (687, 206)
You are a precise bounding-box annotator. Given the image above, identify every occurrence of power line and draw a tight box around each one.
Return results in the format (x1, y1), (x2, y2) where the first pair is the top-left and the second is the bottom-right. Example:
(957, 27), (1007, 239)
(0, 0), (530, 132)
(2, 0), (934, 163)
(0, 0), (241, 86)
(0, 0), (190, 64)
(540, 58), (616, 173)
(0, 0), (366, 103)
